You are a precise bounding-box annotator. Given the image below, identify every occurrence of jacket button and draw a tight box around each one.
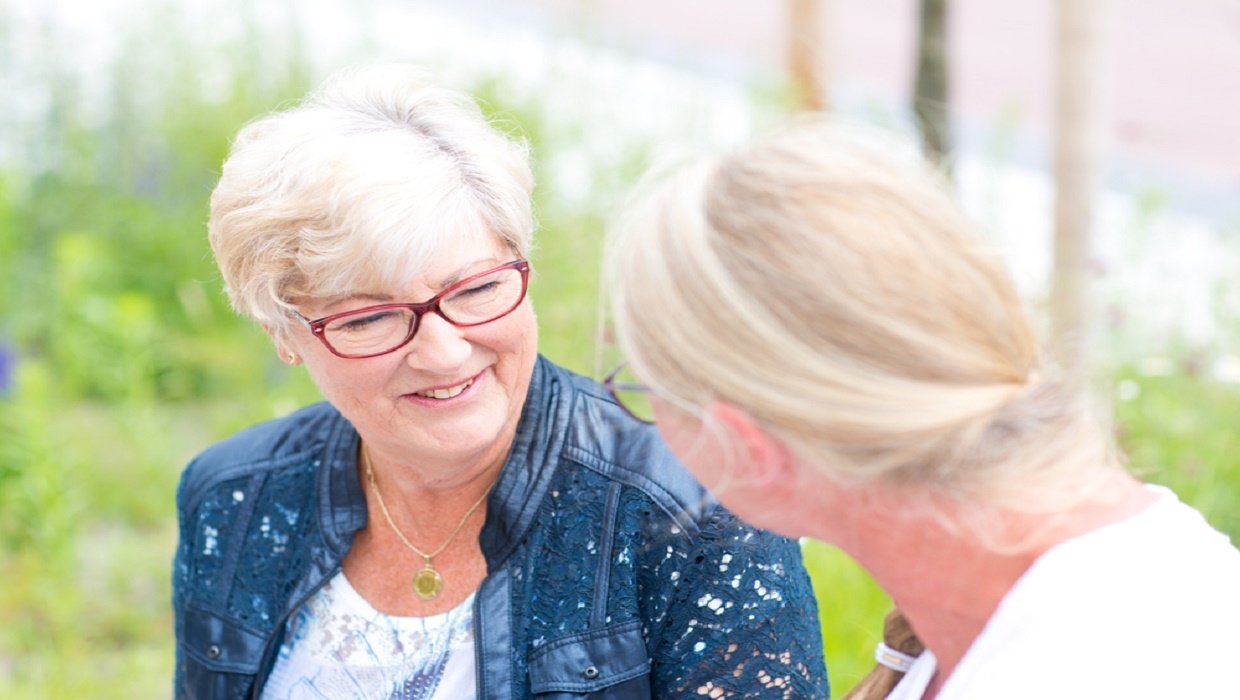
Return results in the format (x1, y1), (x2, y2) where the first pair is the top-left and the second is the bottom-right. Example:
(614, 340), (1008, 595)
(206, 644), (222, 659)
(583, 665), (599, 680)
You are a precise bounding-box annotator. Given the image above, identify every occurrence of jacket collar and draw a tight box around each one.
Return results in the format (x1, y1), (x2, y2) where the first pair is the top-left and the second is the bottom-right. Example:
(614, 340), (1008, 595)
(479, 355), (567, 565)
(315, 355), (567, 567)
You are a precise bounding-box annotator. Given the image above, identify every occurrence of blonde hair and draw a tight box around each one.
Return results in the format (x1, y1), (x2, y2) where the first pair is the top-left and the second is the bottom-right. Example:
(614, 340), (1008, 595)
(209, 63), (534, 337)
(841, 609), (925, 700)
(606, 119), (1118, 512)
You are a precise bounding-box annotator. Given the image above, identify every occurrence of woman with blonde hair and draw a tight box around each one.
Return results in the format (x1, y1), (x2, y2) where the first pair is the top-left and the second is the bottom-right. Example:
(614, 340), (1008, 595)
(604, 119), (1240, 698)
(172, 64), (828, 699)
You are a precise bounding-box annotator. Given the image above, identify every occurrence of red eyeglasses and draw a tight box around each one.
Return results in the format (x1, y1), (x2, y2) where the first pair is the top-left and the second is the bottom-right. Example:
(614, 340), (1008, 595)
(293, 259), (530, 359)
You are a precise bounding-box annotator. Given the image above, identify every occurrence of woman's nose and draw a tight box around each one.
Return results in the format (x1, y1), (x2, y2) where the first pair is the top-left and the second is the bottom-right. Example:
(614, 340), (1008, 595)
(404, 311), (471, 372)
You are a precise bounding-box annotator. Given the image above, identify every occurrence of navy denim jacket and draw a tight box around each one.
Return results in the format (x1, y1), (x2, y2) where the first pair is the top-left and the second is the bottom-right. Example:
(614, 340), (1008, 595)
(173, 356), (829, 698)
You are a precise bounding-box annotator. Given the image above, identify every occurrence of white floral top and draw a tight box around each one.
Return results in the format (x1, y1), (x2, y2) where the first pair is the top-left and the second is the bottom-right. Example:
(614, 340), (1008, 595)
(261, 572), (476, 700)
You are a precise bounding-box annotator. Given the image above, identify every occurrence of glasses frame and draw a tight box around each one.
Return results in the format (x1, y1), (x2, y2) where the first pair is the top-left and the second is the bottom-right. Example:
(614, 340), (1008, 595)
(293, 259), (531, 359)
(602, 363), (654, 424)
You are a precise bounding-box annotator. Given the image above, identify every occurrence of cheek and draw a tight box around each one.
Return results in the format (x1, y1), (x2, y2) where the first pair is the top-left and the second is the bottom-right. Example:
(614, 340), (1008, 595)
(473, 306), (538, 407)
(487, 303), (538, 359)
(650, 403), (790, 531)
(303, 359), (388, 411)
(653, 407), (734, 493)
(290, 330), (393, 397)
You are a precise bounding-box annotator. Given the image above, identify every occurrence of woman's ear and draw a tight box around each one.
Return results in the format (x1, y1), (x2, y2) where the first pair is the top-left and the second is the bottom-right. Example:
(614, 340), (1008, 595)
(705, 402), (798, 491)
(263, 324), (301, 366)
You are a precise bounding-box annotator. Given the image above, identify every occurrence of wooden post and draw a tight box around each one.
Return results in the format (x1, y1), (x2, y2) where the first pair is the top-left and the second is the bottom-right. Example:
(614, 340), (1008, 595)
(788, 0), (827, 111)
(913, 0), (951, 174)
(1050, 0), (1107, 385)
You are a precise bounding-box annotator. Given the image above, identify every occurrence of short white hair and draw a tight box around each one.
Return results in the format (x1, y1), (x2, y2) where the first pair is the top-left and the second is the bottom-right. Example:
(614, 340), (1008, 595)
(209, 63), (534, 336)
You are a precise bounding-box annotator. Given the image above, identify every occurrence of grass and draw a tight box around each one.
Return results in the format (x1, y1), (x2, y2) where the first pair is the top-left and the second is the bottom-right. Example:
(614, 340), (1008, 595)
(803, 541), (892, 693)
(2, 6), (1238, 698)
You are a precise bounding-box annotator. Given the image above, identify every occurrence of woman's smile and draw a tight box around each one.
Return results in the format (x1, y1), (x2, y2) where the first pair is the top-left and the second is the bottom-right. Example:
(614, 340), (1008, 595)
(404, 368), (486, 406)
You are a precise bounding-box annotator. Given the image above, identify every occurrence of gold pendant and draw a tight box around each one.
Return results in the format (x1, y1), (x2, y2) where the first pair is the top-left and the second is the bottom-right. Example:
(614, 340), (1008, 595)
(412, 562), (443, 600)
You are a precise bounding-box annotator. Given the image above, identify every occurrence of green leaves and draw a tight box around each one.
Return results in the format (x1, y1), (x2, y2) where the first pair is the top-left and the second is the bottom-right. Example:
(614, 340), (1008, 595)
(1113, 366), (1240, 539)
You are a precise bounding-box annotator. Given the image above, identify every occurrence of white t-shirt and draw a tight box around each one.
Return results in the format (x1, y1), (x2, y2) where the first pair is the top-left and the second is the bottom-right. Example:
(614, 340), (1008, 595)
(261, 572), (477, 700)
(887, 485), (1240, 699)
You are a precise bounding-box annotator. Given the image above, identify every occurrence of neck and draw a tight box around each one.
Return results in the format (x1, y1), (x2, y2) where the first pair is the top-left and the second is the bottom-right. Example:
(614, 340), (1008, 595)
(807, 471), (1154, 686)
(361, 418), (518, 504)
(357, 431), (512, 545)
(862, 520), (1033, 682)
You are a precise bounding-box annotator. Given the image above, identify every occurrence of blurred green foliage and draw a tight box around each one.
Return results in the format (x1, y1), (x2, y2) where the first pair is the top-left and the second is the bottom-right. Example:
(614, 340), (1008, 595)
(1, 5), (1238, 699)
(1113, 364), (1240, 537)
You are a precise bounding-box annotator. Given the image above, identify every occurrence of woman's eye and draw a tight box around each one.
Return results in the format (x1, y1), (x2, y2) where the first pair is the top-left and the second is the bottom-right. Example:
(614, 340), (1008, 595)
(453, 280), (500, 298)
(334, 311), (397, 332)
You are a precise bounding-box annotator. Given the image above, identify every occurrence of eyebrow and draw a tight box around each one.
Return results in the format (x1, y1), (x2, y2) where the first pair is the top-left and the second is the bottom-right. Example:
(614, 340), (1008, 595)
(314, 255), (507, 312)
(430, 255), (505, 290)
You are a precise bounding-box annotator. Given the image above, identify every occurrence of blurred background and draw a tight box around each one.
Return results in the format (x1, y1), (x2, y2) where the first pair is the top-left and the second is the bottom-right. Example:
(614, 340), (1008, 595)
(1, 0), (1237, 696)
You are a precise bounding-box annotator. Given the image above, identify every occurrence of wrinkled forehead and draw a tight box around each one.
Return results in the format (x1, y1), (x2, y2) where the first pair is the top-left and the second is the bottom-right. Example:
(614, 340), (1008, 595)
(383, 223), (516, 291)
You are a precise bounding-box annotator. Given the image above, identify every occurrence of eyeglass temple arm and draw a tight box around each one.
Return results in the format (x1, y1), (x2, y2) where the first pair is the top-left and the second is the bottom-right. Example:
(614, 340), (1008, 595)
(289, 310), (321, 333)
(603, 365), (650, 393)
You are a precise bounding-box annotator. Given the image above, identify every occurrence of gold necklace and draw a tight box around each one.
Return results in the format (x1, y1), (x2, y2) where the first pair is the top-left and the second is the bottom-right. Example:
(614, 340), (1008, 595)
(361, 445), (494, 601)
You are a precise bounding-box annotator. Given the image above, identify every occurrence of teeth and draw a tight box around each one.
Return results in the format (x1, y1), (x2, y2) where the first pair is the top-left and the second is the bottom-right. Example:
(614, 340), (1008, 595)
(417, 379), (472, 399)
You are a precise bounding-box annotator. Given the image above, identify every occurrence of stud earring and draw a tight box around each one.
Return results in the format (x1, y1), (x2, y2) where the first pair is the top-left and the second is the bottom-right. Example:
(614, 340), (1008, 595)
(286, 352), (299, 364)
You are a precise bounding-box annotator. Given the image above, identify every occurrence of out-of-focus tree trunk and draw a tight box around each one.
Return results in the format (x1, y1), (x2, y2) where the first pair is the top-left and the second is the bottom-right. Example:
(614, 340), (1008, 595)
(913, 0), (951, 174)
(788, 0), (827, 111)
(1050, 0), (1107, 386)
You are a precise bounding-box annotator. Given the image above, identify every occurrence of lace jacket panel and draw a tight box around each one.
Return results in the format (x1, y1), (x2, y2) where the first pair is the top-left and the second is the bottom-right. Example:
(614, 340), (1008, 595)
(509, 459), (829, 698)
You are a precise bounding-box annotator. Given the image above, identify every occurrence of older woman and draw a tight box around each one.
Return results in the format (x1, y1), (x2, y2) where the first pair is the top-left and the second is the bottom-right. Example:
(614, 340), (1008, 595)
(604, 120), (1240, 698)
(172, 65), (828, 699)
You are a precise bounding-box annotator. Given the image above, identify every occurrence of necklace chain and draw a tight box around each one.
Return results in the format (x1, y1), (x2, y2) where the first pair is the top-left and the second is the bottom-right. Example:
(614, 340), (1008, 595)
(361, 444), (493, 599)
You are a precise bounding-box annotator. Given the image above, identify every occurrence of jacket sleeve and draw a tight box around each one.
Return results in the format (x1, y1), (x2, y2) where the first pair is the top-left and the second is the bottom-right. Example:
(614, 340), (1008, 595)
(172, 462), (193, 698)
(649, 505), (831, 698)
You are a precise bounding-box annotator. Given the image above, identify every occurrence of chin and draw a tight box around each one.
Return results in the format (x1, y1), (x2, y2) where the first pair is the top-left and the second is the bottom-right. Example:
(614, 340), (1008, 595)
(420, 405), (517, 461)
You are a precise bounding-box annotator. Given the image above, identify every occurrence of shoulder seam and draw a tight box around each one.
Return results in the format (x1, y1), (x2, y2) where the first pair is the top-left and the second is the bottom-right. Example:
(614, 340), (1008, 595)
(181, 444), (326, 513)
(560, 444), (709, 540)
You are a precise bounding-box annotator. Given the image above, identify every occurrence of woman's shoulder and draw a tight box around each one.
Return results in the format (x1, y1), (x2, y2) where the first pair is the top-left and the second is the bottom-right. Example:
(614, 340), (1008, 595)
(951, 487), (1240, 697)
(178, 401), (347, 506)
(1052, 484), (1240, 586)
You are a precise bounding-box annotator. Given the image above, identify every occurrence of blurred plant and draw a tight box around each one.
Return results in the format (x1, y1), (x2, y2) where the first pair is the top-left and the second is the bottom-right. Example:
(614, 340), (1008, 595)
(1111, 355), (1240, 541)
(0, 3), (322, 695)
